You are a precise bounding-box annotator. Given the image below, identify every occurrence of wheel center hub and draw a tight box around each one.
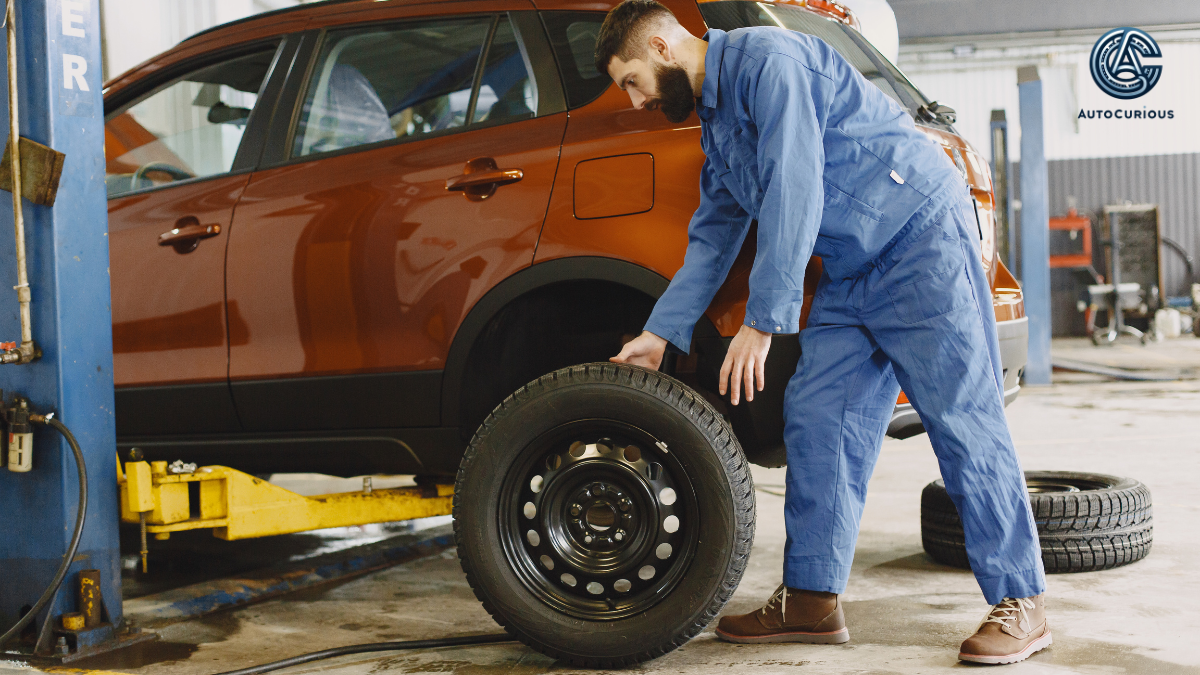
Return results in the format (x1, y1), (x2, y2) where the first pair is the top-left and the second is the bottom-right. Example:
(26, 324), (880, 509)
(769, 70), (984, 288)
(567, 482), (634, 550)
(585, 502), (617, 531)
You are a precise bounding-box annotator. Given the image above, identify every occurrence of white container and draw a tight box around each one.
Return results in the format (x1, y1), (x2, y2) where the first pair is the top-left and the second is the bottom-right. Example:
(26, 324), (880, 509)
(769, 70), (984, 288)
(1155, 308), (1183, 339)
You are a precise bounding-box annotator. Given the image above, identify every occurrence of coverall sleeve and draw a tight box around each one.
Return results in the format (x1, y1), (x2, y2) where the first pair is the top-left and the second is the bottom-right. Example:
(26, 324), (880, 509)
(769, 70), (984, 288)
(743, 53), (828, 334)
(642, 156), (754, 354)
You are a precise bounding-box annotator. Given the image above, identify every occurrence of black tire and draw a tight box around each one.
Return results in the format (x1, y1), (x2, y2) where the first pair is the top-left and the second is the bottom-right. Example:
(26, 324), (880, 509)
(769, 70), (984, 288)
(921, 471), (1152, 573)
(454, 363), (755, 667)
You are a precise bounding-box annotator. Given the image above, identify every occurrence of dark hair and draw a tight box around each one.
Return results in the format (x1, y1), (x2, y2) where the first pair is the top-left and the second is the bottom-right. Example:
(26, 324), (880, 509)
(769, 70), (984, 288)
(594, 0), (677, 75)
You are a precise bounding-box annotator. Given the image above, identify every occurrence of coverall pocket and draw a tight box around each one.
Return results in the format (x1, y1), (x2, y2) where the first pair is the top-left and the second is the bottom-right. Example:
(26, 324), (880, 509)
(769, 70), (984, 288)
(823, 181), (884, 221)
(887, 263), (972, 325)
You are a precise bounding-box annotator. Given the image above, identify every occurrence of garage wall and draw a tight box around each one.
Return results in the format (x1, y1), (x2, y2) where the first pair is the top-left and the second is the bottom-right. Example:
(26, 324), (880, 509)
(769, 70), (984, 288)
(897, 31), (1200, 162)
(99, 0), (312, 81)
(1010, 153), (1200, 334)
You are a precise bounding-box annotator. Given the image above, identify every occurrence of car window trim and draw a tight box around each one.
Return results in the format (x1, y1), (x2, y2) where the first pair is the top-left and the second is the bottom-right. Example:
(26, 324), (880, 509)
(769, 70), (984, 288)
(104, 37), (290, 200)
(510, 11), (566, 117)
(263, 11), (555, 171)
(234, 33), (306, 172)
(537, 10), (613, 111)
(282, 14), (498, 163)
(466, 15), (501, 125)
(104, 37), (285, 119)
(258, 29), (321, 168)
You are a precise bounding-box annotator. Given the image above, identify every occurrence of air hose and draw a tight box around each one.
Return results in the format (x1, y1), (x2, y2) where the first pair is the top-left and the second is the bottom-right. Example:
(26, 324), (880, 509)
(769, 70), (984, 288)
(0, 413), (88, 651)
(212, 633), (514, 675)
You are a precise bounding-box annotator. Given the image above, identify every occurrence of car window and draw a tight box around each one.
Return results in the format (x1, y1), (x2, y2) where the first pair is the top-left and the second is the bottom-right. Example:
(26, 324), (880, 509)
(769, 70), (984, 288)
(698, 1), (929, 115)
(540, 12), (611, 110)
(473, 18), (538, 124)
(104, 49), (276, 198)
(293, 15), (537, 159)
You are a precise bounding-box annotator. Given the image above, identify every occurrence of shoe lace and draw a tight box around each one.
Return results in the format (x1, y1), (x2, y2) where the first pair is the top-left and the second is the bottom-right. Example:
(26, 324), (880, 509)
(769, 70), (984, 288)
(981, 597), (1035, 633)
(763, 584), (788, 618)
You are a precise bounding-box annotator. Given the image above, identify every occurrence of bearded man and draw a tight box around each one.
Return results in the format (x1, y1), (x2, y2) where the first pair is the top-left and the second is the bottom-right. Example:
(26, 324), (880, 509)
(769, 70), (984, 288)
(600, 0), (1051, 665)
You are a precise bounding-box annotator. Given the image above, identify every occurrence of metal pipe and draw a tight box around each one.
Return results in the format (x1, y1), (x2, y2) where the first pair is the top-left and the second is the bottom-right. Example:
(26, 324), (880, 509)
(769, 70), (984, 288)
(2, 0), (35, 365)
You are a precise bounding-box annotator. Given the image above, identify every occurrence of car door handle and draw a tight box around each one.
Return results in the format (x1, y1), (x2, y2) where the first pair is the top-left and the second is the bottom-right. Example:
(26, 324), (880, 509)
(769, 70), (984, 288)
(159, 218), (221, 254)
(445, 170), (523, 190)
(446, 157), (523, 201)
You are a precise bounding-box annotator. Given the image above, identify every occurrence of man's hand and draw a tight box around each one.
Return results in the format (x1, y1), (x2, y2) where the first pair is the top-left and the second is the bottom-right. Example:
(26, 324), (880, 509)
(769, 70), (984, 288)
(720, 324), (772, 405)
(611, 331), (669, 369)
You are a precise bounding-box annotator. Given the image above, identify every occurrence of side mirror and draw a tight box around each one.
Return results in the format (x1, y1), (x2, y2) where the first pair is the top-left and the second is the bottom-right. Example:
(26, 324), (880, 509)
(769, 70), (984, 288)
(919, 101), (957, 125)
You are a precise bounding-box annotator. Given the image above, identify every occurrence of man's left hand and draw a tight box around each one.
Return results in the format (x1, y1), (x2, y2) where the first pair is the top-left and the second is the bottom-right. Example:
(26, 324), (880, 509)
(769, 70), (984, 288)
(719, 324), (772, 405)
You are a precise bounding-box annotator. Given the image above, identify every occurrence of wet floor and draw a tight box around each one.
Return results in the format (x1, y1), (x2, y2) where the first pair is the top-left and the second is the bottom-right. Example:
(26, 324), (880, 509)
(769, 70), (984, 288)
(5, 379), (1199, 675)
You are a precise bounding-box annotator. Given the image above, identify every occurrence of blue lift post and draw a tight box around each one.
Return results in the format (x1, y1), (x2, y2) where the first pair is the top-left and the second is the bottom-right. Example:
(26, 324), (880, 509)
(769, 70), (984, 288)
(1017, 65), (1051, 385)
(988, 109), (1016, 275)
(0, 0), (122, 658)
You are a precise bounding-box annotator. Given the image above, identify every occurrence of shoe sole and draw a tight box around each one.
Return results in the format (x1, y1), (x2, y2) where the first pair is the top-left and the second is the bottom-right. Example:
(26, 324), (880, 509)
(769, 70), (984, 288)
(958, 630), (1053, 665)
(716, 627), (850, 645)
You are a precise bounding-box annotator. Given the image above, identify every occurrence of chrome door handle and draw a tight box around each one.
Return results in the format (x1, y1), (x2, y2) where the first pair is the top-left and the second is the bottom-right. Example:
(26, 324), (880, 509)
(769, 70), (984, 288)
(159, 217), (220, 254)
(446, 157), (523, 201)
(446, 169), (523, 191)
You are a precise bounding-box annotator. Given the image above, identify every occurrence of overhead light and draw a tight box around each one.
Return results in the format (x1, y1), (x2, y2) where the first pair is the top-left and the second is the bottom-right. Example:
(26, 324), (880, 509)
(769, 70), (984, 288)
(952, 44), (976, 57)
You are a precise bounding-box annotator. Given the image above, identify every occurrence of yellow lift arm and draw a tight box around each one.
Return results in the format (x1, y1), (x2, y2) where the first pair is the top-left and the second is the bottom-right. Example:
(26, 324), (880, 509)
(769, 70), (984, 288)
(117, 460), (453, 569)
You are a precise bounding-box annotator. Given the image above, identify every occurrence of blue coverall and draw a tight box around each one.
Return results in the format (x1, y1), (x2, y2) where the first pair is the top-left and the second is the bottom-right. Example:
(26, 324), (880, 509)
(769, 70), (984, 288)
(642, 28), (1046, 604)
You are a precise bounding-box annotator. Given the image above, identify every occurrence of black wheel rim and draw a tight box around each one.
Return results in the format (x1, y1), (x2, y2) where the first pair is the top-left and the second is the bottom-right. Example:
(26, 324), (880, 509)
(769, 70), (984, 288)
(498, 419), (698, 620)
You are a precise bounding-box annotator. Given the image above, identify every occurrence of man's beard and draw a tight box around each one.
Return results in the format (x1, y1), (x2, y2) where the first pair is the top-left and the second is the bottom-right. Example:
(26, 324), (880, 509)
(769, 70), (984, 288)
(653, 63), (696, 124)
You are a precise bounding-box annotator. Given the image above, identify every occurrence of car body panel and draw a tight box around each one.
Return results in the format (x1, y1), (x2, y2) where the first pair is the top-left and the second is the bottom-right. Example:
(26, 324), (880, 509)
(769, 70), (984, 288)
(109, 175), (247, 388)
(225, 113), (566, 381)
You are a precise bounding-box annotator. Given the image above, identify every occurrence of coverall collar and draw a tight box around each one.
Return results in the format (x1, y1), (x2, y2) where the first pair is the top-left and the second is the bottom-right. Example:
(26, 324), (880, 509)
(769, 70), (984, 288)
(700, 29), (727, 110)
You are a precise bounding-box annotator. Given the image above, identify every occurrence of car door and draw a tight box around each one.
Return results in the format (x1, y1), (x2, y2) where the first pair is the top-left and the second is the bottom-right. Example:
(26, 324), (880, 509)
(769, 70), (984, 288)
(225, 7), (567, 432)
(105, 42), (287, 436)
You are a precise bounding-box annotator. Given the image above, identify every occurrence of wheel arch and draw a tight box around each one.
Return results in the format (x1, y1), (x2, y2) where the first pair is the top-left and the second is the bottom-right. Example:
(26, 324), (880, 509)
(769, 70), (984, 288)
(440, 256), (721, 431)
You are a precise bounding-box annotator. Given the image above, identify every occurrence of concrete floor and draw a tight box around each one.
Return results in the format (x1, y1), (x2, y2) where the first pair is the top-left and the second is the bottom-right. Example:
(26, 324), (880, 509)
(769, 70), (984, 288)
(4, 376), (1199, 675)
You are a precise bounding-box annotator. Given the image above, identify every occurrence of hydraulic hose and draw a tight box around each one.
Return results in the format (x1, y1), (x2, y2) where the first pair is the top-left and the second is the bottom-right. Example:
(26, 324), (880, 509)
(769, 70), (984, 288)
(0, 414), (88, 650)
(211, 633), (513, 675)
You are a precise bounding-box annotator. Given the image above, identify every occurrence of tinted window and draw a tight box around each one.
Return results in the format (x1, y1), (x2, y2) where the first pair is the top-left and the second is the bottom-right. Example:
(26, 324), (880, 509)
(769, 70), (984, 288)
(473, 18), (538, 124)
(698, 1), (930, 115)
(540, 11), (611, 109)
(293, 16), (538, 158)
(104, 49), (275, 198)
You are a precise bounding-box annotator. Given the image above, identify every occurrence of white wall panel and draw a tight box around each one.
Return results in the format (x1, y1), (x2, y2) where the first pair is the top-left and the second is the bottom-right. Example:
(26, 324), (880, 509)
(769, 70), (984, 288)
(899, 39), (1200, 162)
(100, 0), (306, 82)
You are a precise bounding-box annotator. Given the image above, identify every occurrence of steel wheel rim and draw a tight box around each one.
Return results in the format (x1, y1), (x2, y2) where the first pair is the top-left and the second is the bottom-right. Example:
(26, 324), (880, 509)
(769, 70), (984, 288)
(498, 419), (698, 620)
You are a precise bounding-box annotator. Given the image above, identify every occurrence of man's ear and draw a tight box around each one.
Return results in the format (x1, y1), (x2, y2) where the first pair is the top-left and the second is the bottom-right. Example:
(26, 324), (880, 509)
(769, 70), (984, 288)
(648, 34), (672, 63)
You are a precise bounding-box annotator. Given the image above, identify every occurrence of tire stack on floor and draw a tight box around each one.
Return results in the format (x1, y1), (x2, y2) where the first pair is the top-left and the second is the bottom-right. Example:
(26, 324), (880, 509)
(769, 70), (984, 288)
(921, 471), (1153, 573)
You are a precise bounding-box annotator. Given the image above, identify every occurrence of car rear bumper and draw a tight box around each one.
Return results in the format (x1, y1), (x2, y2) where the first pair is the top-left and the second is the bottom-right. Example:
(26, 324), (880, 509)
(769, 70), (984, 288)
(886, 315), (1028, 439)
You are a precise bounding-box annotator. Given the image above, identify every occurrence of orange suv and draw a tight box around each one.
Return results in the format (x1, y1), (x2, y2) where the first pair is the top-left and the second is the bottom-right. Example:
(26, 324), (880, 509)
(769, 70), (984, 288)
(105, 0), (1025, 476)
(104, 0), (1026, 662)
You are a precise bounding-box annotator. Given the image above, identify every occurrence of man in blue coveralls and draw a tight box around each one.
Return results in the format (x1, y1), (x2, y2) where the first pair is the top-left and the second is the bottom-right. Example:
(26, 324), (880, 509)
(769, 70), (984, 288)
(600, 0), (1050, 665)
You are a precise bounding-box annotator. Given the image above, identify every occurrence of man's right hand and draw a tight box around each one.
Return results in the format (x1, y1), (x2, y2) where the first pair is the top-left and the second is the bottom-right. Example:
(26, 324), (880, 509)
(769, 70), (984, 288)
(610, 331), (668, 370)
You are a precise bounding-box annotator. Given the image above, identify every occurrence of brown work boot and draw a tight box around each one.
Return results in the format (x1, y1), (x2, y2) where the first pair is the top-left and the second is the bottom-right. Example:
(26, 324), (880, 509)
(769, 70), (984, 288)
(959, 595), (1052, 664)
(715, 585), (849, 644)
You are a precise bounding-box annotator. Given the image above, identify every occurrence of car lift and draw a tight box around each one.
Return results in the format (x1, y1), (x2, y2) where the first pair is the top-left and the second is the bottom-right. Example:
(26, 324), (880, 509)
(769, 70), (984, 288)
(0, 0), (458, 663)
(118, 460), (453, 569)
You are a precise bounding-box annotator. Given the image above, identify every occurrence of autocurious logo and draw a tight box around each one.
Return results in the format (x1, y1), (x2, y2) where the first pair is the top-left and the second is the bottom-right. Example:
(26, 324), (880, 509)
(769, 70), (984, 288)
(1089, 28), (1162, 99)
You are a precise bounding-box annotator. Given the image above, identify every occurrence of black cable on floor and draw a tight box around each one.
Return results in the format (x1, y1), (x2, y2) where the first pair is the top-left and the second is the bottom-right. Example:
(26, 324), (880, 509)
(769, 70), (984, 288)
(0, 414), (88, 651)
(212, 633), (514, 675)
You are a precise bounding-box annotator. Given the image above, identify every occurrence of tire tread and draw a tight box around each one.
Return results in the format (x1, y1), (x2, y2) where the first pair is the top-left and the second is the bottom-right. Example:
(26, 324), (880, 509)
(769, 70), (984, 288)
(920, 471), (1152, 574)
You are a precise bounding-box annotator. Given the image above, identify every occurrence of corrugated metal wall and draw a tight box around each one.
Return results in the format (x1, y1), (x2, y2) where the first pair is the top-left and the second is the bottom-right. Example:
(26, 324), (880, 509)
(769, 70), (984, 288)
(1012, 152), (1200, 334)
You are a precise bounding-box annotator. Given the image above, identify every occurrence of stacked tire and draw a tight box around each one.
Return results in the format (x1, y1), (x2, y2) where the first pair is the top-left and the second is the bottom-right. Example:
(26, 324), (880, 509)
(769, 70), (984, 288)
(921, 471), (1153, 573)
